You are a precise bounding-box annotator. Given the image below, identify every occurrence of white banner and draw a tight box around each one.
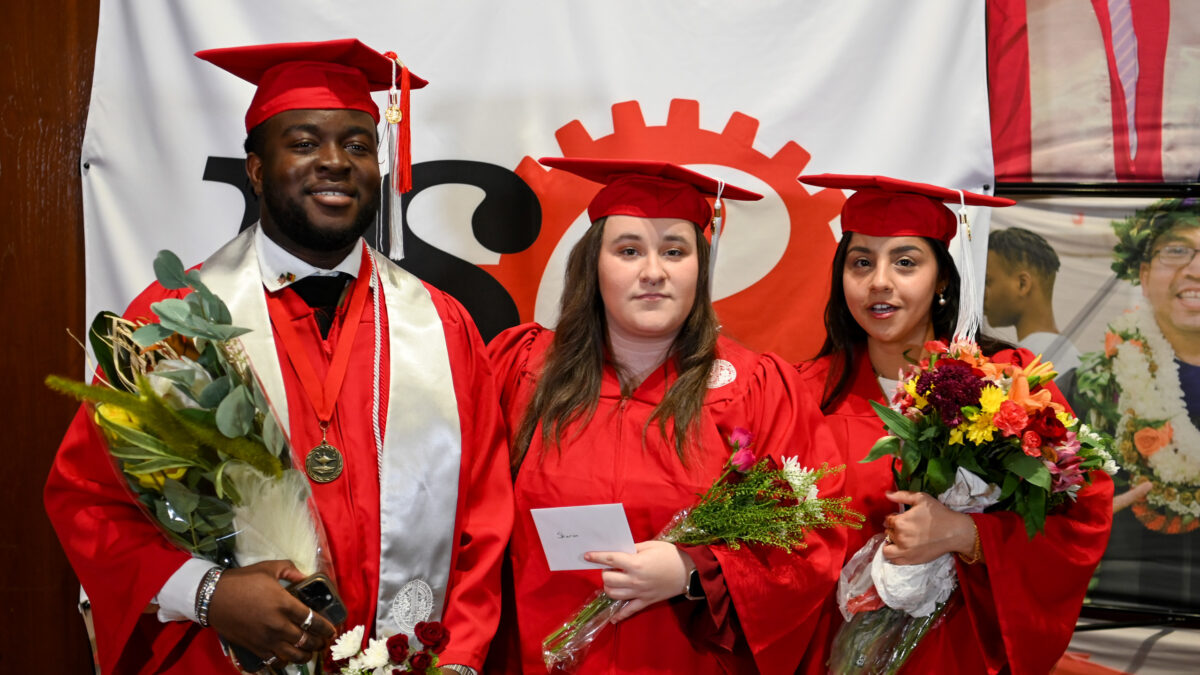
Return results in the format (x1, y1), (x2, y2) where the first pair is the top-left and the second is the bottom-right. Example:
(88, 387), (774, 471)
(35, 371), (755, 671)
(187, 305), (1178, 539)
(83, 0), (995, 360)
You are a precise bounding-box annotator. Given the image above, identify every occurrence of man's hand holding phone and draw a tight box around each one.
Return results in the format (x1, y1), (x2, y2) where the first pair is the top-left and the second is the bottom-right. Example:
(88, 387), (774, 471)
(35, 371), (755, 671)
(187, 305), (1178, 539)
(207, 560), (339, 669)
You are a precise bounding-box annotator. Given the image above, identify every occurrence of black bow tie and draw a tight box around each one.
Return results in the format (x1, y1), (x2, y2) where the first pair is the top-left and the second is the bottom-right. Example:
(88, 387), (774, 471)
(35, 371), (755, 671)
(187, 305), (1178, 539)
(288, 273), (353, 338)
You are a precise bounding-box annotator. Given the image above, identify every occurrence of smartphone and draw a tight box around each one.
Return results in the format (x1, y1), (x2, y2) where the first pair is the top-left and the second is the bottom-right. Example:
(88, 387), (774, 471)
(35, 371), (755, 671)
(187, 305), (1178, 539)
(287, 573), (348, 626)
(226, 573), (348, 673)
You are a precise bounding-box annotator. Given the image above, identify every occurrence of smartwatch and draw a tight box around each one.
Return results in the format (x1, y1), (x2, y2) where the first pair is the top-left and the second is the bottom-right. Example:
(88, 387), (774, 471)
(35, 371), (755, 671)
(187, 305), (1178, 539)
(684, 568), (706, 601)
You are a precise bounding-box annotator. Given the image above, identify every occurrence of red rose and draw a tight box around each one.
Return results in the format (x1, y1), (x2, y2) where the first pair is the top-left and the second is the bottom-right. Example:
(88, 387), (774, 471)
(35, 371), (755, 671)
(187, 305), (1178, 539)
(1021, 430), (1042, 457)
(993, 400), (1028, 438)
(1027, 408), (1066, 443)
(386, 633), (410, 663)
(414, 621), (450, 653)
(409, 651), (433, 671)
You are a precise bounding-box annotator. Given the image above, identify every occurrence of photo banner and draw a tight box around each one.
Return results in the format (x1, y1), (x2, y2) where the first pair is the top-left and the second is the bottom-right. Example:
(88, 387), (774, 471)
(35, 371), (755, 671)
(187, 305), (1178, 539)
(989, 196), (1200, 614)
(83, 0), (996, 362)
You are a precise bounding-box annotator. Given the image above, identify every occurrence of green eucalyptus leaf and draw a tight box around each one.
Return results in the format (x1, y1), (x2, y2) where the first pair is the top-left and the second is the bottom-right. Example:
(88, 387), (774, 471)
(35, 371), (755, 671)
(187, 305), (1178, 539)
(263, 415), (286, 458)
(152, 298), (194, 324)
(199, 375), (234, 409)
(130, 323), (174, 348)
(216, 385), (254, 438)
(153, 250), (190, 290)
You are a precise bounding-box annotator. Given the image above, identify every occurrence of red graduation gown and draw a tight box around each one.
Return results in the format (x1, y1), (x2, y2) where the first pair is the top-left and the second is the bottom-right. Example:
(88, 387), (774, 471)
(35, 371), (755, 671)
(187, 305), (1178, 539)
(488, 324), (846, 675)
(795, 350), (1114, 675)
(44, 274), (513, 674)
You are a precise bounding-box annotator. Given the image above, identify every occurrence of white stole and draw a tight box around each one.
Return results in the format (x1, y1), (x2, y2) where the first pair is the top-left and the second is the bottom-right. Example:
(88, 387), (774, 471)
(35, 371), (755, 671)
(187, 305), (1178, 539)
(198, 225), (462, 640)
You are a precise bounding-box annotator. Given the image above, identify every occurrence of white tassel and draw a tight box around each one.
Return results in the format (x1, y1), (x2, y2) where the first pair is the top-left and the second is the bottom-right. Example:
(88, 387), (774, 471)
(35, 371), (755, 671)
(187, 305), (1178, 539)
(228, 464), (320, 576)
(708, 181), (725, 296)
(952, 190), (982, 343)
(386, 129), (405, 260)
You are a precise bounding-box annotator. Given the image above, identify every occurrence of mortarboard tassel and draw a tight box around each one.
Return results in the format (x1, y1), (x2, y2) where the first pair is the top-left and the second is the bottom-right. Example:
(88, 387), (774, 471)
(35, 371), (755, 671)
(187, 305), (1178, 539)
(382, 53), (411, 259)
(707, 181), (726, 296)
(952, 189), (982, 344)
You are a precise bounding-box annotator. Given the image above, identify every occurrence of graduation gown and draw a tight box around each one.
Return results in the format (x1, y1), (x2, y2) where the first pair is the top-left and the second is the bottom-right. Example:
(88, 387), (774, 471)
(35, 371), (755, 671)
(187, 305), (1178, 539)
(795, 350), (1114, 675)
(488, 324), (846, 675)
(44, 252), (513, 674)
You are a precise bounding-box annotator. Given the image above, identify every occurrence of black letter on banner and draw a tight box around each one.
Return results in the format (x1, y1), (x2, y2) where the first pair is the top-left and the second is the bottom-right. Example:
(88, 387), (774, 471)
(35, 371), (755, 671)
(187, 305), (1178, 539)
(388, 160), (541, 341)
(202, 157), (258, 232)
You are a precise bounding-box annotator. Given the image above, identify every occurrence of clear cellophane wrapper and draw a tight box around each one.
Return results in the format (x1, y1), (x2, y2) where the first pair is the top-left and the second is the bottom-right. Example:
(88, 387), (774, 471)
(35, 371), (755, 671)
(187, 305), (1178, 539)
(84, 341), (336, 674)
(828, 533), (954, 675)
(541, 508), (694, 672)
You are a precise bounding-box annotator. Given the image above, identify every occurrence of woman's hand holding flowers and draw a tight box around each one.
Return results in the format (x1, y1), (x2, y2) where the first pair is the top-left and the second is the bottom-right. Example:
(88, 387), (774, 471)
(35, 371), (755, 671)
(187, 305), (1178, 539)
(881, 491), (977, 565)
(585, 541), (696, 623)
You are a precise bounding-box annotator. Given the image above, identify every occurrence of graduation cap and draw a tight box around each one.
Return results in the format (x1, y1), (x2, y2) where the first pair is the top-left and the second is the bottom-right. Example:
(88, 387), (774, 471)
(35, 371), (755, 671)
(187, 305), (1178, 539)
(195, 38), (427, 132)
(196, 38), (429, 257)
(797, 174), (1015, 246)
(539, 157), (762, 229)
(798, 173), (1016, 343)
(540, 157), (763, 292)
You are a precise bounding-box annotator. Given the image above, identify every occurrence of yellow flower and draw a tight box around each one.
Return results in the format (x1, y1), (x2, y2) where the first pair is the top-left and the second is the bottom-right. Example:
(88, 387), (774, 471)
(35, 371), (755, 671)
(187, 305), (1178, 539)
(1057, 411), (1076, 428)
(979, 385), (1006, 415)
(965, 411), (997, 444)
(95, 403), (140, 430)
(131, 467), (187, 491)
(904, 378), (928, 408)
(949, 425), (966, 446)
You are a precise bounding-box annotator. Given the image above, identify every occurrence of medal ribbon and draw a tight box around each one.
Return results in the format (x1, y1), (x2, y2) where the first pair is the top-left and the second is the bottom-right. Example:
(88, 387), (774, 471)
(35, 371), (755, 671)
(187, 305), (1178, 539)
(266, 245), (373, 432)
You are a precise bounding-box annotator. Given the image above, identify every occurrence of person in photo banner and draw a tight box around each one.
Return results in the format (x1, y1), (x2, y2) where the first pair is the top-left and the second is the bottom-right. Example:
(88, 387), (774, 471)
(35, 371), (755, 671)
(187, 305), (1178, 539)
(487, 158), (848, 674)
(984, 226), (1082, 376)
(793, 175), (1113, 674)
(1074, 197), (1200, 612)
(44, 39), (512, 674)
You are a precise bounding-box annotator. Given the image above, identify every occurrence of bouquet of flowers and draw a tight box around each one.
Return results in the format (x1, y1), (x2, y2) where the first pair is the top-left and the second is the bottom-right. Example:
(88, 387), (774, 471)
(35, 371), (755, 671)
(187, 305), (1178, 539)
(829, 339), (1117, 674)
(46, 251), (332, 672)
(542, 428), (863, 673)
(331, 621), (450, 674)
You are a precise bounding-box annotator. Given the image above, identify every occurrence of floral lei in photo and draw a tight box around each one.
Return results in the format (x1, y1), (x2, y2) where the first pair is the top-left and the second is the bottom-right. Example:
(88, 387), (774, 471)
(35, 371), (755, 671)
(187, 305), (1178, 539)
(1078, 306), (1200, 532)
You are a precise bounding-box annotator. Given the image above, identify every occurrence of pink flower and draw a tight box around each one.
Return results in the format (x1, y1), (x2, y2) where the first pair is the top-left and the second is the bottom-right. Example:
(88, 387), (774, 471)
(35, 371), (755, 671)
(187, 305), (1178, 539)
(728, 427), (754, 450)
(731, 446), (756, 473)
(993, 400), (1028, 438)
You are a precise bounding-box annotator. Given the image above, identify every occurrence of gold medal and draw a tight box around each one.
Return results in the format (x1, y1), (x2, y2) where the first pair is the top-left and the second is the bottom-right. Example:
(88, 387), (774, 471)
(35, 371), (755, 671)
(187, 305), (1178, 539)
(305, 440), (343, 483)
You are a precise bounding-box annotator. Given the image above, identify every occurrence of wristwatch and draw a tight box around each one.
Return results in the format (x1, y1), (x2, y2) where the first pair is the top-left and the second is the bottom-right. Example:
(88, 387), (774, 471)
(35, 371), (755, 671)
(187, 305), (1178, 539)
(683, 568), (706, 601)
(442, 664), (477, 675)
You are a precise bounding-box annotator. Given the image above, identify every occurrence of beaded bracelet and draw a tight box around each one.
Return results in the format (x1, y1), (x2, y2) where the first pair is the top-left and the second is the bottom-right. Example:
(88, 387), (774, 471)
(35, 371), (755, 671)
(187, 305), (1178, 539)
(195, 566), (224, 627)
(956, 526), (984, 566)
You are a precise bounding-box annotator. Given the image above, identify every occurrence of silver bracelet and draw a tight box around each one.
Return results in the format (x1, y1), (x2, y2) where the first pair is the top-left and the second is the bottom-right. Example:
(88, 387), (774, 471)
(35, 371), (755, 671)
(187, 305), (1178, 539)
(195, 566), (223, 627)
(441, 665), (477, 675)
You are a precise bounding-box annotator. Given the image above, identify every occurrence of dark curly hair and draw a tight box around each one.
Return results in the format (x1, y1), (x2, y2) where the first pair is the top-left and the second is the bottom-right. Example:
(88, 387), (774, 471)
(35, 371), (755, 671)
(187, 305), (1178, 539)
(1111, 198), (1200, 284)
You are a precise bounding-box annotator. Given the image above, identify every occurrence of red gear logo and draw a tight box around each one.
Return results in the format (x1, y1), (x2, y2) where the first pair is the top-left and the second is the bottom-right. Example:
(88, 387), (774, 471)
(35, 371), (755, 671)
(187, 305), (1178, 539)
(480, 99), (844, 361)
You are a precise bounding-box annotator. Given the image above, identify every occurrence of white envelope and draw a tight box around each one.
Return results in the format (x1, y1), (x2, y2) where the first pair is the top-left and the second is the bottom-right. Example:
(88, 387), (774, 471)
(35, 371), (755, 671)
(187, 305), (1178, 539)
(530, 503), (637, 571)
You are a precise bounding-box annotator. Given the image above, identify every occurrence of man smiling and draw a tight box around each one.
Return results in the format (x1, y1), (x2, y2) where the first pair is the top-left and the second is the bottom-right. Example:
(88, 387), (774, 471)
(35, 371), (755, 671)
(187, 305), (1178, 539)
(45, 40), (512, 675)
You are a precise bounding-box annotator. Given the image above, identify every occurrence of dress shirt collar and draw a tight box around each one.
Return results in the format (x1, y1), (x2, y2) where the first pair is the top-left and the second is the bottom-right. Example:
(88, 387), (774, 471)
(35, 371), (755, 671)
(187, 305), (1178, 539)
(255, 223), (363, 292)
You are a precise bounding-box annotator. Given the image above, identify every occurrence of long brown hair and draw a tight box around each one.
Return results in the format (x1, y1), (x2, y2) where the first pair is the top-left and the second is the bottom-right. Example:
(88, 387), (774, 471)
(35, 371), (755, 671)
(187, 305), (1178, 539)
(814, 233), (1010, 413)
(511, 217), (719, 473)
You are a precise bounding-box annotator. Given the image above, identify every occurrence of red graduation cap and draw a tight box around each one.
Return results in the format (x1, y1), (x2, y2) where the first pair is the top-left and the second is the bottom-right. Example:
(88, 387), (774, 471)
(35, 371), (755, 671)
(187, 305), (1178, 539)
(797, 174), (1015, 245)
(539, 157), (762, 229)
(195, 38), (428, 132)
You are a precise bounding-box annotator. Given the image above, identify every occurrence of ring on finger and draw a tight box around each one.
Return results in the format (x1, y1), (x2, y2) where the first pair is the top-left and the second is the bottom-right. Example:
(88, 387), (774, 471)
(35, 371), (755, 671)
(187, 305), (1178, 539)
(295, 632), (308, 650)
(263, 655), (280, 668)
(300, 608), (315, 632)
